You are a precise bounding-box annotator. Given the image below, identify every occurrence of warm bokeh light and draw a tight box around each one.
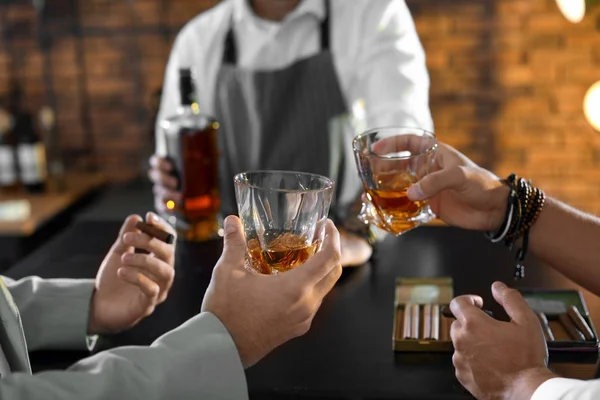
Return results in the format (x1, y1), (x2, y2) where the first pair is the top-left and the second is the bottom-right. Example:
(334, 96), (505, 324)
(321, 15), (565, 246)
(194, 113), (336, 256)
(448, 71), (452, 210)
(166, 200), (175, 210)
(556, 0), (586, 23)
(584, 81), (600, 132)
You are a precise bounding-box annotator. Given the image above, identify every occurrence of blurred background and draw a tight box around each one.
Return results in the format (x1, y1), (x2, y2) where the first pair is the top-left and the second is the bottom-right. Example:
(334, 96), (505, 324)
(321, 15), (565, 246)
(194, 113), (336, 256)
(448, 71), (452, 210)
(0, 0), (598, 268)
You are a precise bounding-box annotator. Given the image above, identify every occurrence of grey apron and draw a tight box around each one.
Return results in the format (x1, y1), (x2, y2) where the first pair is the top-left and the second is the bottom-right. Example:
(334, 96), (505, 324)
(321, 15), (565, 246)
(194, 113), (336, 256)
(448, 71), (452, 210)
(214, 0), (360, 219)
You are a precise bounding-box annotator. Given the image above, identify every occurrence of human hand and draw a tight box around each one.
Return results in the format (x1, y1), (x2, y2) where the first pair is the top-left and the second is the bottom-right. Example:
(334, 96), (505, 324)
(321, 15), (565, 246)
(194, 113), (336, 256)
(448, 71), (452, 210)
(202, 215), (343, 368)
(339, 228), (372, 267)
(88, 212), (176, 334)
(451, 282), (557, 400)
(406, 143), (510, 232)
(149, 155), (181, 214)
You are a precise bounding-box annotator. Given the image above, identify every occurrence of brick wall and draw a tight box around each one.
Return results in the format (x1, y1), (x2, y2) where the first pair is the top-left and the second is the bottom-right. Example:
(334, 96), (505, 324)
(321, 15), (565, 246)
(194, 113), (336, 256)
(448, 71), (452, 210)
(408, 0), (600, 213)
(1, 0), (600, 212)
(0, 0), (219, 181)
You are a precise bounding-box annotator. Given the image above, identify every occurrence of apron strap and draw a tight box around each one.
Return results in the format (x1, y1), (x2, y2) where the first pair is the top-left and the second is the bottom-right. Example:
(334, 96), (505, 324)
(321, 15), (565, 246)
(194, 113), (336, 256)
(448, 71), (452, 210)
(223, 23), (237, 65)
(223, 0), (331, 65)
(320, 0), (330, 50)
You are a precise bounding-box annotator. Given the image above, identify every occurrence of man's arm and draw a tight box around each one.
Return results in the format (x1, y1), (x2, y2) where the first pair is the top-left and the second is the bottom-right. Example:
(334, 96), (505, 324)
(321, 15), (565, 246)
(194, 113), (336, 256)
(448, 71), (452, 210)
(349, 0), (433, 130)
(528, 197), (600, 297)
(4, 276), (94, 351)
(0, 312), (248, 400)
(405, 143), (600, 296)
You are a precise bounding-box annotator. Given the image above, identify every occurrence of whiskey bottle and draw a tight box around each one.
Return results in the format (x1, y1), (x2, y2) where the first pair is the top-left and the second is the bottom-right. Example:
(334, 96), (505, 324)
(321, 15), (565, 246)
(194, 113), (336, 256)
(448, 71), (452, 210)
(160, 68), (220, 241)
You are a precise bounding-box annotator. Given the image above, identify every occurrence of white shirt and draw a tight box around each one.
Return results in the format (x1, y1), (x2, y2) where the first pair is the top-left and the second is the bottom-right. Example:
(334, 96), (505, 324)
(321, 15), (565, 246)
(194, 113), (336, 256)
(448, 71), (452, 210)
(156, 0), (433, 154)
(532, 377), (600, 400)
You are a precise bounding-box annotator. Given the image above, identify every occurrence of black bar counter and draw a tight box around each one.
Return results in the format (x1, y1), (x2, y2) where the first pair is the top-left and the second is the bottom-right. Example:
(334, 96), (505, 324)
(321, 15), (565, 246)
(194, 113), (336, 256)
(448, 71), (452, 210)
(6, 180), (600, 399)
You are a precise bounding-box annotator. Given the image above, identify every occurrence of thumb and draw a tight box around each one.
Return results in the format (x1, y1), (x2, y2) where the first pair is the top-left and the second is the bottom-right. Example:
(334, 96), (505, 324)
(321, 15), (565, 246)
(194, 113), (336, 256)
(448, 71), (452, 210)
(492, 281), (532, 325)
(407, 166), (467, 201)
(221, 215), (247, 265)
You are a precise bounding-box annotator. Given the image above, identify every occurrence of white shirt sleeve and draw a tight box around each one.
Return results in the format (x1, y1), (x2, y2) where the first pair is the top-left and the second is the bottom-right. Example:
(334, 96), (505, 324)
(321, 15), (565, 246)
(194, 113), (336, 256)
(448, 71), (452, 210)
(347, 0), (433, 131)
(531, 377), (600, 400)
(155, 35), (182, 156)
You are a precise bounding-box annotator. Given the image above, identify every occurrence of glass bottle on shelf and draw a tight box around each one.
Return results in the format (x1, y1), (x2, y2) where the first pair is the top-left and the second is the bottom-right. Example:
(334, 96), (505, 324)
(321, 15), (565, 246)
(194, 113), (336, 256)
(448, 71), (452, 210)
(0, 107), (18, 194)
(16, 112), (47, 194)
(160, 68), (221, 241)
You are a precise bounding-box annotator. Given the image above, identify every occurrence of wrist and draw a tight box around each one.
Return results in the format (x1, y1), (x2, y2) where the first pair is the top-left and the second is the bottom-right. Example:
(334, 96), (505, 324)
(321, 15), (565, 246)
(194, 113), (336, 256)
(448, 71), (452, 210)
(87, 291), (100, 335)
(87, 290), (108, 335)
(490, 184), (511, 232)
(227, 322), (264, 368)
(505, 367), (558, 400)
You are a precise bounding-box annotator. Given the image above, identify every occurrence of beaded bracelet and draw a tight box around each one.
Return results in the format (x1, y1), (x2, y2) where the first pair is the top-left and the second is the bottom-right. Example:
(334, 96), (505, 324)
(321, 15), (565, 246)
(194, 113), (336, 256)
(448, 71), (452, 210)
(487, 173), (546, 279)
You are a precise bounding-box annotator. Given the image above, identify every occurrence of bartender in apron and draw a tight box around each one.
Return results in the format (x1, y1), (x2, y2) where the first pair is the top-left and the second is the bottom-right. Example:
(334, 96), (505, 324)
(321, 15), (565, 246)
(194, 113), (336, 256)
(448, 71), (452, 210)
(150, 0), (433, 266)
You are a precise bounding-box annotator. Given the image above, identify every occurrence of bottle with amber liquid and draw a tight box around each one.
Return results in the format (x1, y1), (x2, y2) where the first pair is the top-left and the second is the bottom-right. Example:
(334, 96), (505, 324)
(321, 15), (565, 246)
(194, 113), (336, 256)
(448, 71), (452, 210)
(161, 68), (220, 241)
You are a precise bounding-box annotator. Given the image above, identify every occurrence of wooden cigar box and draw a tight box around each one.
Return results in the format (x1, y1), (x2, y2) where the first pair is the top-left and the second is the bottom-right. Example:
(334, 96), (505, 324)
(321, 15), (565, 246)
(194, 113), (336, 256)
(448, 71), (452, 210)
(393, 277), (454, 352)
(519, 289), (600, 355)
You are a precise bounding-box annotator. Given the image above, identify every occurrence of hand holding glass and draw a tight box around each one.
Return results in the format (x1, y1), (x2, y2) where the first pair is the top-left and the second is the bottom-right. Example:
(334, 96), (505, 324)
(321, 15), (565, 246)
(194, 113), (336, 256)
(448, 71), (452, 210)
(353, 127), (437, 235)
(234, 171), (334, 275)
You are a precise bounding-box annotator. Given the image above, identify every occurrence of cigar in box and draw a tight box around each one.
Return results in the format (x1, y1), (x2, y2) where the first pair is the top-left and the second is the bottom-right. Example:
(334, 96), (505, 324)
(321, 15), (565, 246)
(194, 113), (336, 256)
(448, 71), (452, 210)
(522, 290), (598, 351)
(393, 278), (455, 352)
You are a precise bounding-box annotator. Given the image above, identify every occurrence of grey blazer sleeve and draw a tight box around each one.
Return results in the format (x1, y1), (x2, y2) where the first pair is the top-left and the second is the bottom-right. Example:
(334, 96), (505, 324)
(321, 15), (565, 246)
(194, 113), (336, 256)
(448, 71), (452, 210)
(3, 276), (94, 351)
(0, 312), (248, 399)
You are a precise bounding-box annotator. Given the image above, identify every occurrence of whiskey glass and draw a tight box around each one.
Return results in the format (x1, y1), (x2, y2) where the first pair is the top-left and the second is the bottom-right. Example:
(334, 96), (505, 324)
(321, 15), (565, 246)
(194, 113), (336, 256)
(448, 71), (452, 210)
(353, 127), (437, 236)
(234, 171), (334, 275)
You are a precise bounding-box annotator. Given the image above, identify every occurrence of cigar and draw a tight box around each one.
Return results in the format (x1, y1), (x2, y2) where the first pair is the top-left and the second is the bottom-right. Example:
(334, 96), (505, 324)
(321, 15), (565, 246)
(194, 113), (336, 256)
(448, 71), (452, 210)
(431, 304), (440, 340)
(567, 306), (594, 341)
(537, 312), (555, 342)
(441, 315), (451, 341)
(423, 304), (432, 340)
(559, 313), (585, 341)
(442, 305), (494, 319)
(403, 304), (412, 339)
(135, 221), (175, 244)
(411, 304), (420, 340)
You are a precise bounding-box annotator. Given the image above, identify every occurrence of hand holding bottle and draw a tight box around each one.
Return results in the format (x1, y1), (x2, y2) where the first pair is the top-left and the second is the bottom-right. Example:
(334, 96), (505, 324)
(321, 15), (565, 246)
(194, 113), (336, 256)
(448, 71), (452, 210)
(149, 155), (182, 214)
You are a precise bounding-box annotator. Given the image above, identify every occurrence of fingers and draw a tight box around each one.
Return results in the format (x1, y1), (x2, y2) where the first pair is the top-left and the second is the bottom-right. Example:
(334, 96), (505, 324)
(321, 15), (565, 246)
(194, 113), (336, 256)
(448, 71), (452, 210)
(407, 166), (469, 201)
(123, 229), (173, 262)
(313, 257), (343, 299)
(149, 168), (179, 191)
(289, 219), (342, 287)
(145, 211), (177, 239)
(449, 295), (486, 323)
(113, 215), (144, 253)
(219, 215), (247, 268)
(121, 252), (175, 302)
(436, 143), (479, 169)
(149, 155), (174, 174)
(149, 156), (179, 192)
(117, 267), (160, 300)
(491, 281), (533, 325)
